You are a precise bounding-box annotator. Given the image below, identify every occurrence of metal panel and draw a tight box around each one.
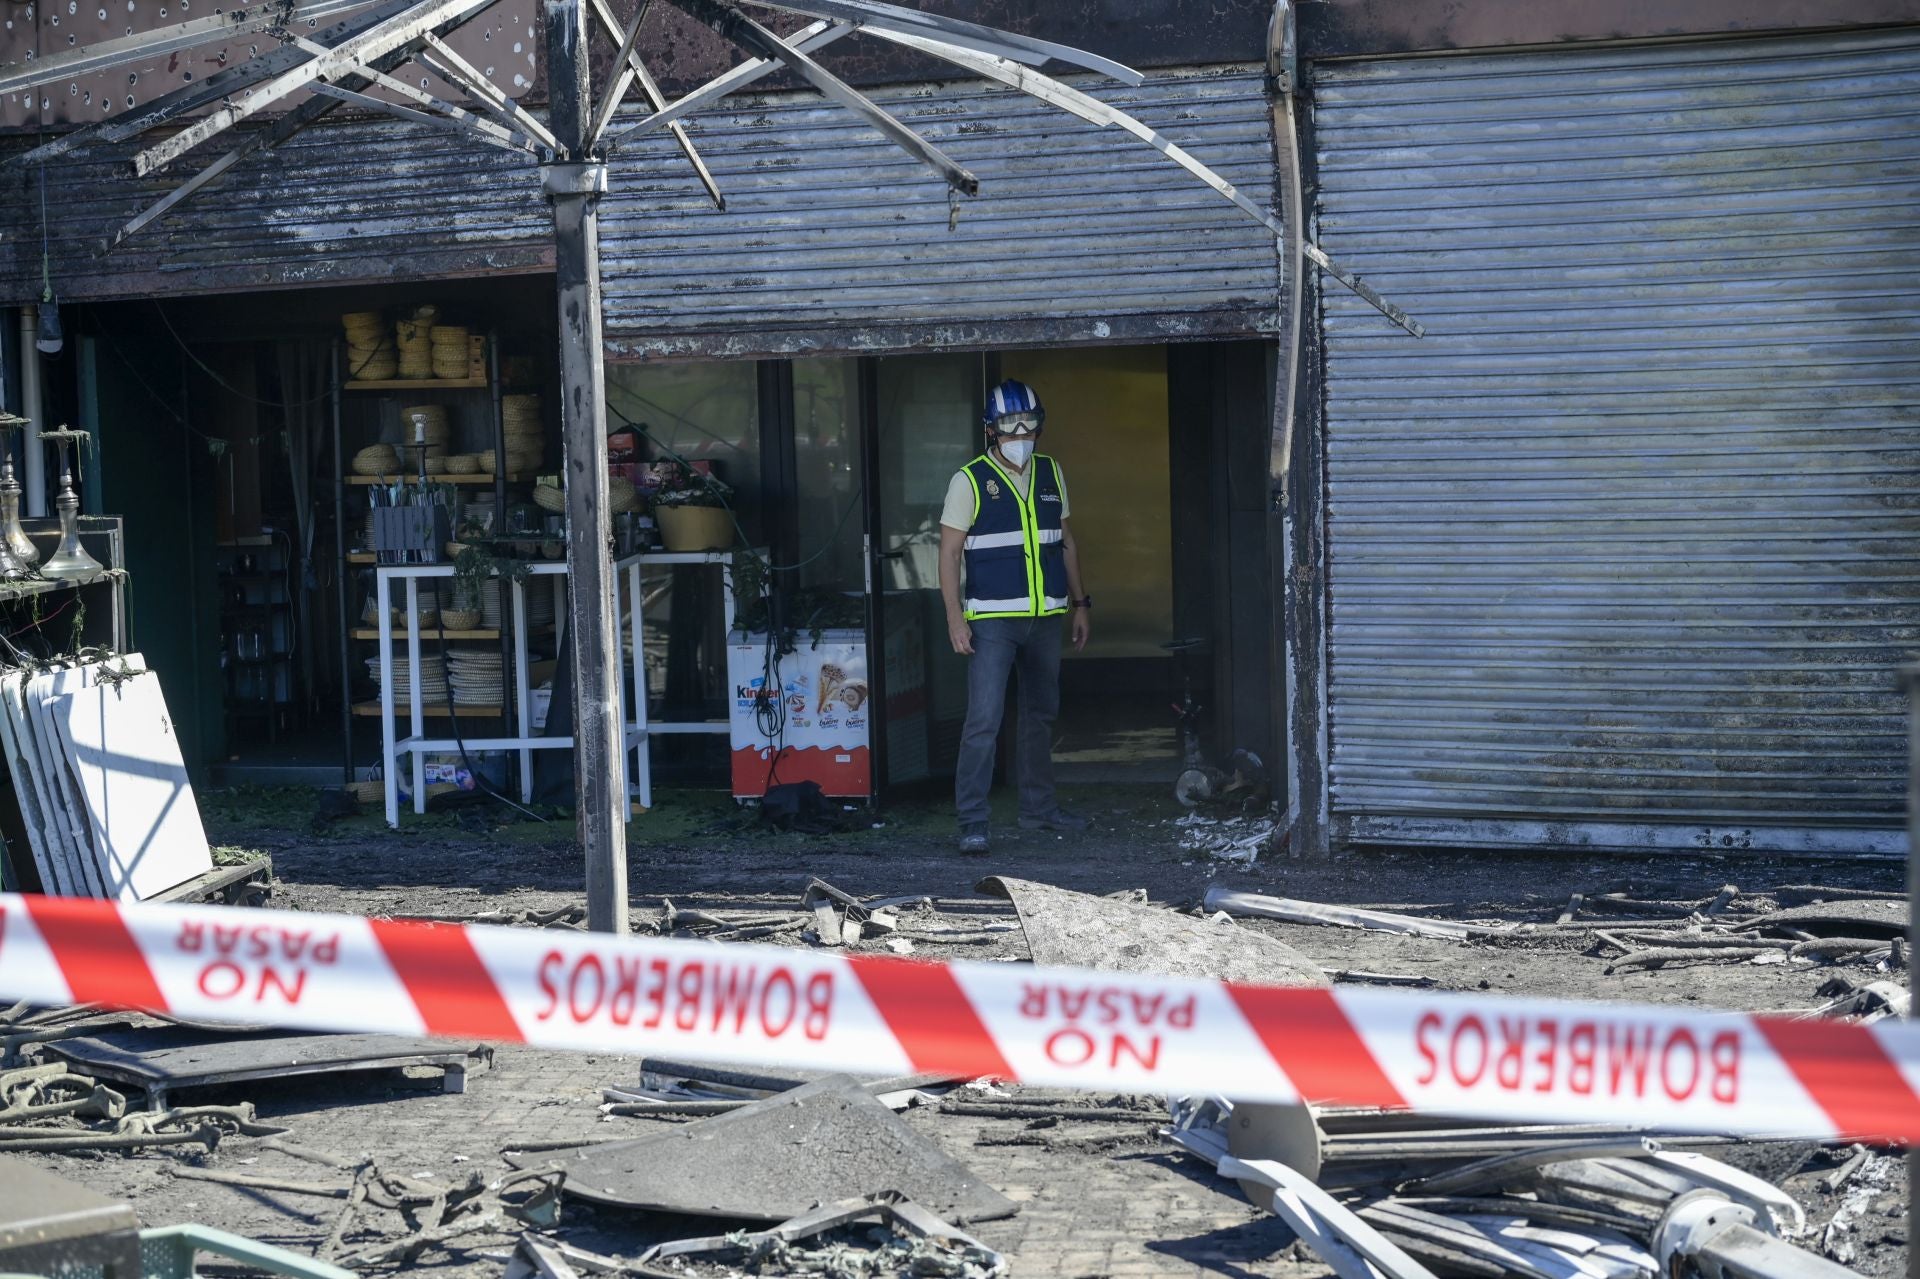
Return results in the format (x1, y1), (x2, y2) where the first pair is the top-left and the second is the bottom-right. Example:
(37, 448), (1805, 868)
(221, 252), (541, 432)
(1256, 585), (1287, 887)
(1, 0), (536, 128)
(1312, 28), (1920, 855)
(0, 113), (552, 302)
(598, 65), (1281, 359)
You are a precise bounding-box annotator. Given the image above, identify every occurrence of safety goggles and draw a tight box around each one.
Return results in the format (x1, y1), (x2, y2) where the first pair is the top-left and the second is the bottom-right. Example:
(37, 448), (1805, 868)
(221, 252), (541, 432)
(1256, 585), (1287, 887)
(991, 412), (1043, 437)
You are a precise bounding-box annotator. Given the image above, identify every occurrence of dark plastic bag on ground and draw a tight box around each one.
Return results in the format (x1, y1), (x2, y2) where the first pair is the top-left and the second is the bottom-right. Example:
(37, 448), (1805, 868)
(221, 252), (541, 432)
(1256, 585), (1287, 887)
(762, 780), (835, 833)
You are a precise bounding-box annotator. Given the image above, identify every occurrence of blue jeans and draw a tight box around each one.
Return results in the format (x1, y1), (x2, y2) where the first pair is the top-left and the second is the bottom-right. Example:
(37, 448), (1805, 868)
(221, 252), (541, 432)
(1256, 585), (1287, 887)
(955, 616), (1062, 827)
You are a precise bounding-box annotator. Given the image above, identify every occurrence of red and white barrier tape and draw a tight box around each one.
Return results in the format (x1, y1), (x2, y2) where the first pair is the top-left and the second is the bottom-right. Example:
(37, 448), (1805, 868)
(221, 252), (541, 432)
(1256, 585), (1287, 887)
(2, 892), (1914, 1143)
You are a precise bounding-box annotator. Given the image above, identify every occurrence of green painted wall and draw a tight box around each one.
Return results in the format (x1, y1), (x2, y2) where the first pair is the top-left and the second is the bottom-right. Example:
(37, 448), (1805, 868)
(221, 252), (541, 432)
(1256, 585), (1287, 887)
(83, 335), (225, 774)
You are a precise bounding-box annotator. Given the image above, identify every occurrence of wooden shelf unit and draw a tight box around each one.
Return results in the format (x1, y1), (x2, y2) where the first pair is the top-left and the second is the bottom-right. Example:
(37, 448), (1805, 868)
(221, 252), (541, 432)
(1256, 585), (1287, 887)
(353, 701), (500, 718)
(343, 377), (487, 391)
(345, 473), (530, 486)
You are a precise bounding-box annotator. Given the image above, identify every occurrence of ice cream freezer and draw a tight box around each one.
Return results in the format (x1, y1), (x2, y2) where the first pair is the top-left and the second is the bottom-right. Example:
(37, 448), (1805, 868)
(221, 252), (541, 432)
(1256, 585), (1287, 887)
(728, 628), (873, 799)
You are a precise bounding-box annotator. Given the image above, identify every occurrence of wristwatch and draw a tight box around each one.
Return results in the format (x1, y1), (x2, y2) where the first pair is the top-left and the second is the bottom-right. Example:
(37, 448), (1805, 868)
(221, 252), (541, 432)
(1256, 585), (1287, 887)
(1073, 596), (1093, 609)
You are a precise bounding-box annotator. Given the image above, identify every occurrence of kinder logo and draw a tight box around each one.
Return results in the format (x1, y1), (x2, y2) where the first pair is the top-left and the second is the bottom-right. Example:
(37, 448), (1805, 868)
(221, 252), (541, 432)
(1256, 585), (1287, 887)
(1412, 1010), (1740, 1106)
(735, 682), (781, 702)
(534, 949), (834, 1042)
(175, 920), (342, 1006)
(1019, 981), (1196, 1073)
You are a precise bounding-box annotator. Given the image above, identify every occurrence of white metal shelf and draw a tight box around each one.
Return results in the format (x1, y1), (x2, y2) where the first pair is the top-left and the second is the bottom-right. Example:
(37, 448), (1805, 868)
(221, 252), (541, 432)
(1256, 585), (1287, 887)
(374, 549), (735, 823)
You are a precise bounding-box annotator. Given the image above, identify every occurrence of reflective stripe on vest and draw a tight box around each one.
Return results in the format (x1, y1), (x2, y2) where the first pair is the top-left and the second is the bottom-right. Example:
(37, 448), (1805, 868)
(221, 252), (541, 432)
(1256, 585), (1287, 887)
(960, 453), (1069, 620)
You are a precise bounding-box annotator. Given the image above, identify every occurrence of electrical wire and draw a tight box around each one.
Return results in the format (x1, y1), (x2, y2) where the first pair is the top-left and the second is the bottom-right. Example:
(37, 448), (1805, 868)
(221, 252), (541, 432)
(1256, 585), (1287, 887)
(426, 584), (548, 824)
(150, 303), (343, 410)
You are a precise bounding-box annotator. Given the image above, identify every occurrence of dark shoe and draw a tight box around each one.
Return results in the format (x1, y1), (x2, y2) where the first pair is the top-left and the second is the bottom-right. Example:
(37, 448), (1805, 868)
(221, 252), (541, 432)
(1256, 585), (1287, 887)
(1019, 808), (1089, 832)
(957, 823), (991, 855)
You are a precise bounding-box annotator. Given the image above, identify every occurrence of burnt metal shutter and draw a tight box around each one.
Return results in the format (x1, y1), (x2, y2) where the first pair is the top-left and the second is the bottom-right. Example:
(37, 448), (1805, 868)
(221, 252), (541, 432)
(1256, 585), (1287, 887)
(598, 66), (1280, 360)
(0, 117), (552, 304)
(1312, 28), (1920, 856)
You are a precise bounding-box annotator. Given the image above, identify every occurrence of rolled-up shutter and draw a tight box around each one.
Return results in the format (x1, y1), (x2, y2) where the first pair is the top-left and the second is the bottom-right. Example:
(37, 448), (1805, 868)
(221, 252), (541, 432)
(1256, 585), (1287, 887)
(598, 66), (1280, 360)
(1313, 29), (1920, 856)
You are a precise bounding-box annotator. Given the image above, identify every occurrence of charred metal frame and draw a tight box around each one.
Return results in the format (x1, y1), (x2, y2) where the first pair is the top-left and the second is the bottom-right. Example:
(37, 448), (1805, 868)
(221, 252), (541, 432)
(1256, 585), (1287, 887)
(17, 0), (1438, 917)
(1279, 55), (1329, 859)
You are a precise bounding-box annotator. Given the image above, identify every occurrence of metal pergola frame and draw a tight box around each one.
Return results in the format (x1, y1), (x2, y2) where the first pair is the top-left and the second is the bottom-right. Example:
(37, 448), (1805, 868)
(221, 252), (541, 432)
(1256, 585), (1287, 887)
(4, 0), (1420, 931)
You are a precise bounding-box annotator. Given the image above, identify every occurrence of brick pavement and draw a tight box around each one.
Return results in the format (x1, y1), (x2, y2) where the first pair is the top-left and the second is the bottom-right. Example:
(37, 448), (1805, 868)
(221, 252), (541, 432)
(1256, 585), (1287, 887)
(16, 1040), (1317, 1276)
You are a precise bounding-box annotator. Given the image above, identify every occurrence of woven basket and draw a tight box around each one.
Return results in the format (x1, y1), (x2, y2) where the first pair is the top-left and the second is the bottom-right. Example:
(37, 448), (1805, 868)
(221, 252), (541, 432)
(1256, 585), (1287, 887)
(346, 779), (383, 804)
(657, 504), (733, 552)
(430, 325), (469, 345)
(440, 608), (481, 631)
(352, 445), (400, 476)
(424, 456), (448, 475)
(532, 483), (566, 514)
(352, 360), (399, 382)
(479, 449), (497, 473)
(445, 453), (480, 475)
(608, 475), (639, 513)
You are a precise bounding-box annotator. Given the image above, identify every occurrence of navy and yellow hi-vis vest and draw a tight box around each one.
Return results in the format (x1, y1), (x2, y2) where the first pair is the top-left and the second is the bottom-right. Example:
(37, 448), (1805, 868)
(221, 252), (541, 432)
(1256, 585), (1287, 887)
(960, 453), (1069, 620)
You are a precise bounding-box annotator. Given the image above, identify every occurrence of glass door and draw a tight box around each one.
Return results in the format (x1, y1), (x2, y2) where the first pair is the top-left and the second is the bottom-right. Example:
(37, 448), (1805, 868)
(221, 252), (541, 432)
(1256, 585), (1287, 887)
(867, 353), (984, 788)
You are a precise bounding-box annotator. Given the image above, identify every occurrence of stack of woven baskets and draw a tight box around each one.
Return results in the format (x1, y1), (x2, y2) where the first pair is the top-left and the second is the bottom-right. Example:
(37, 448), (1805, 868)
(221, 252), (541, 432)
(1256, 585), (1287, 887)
(394, 305), (438, 379)
(352, 443), (400, 477)
(530, 475), (639, 514)
(342, 312), (396, 381)
(430, 325), (469, 380)
(501, 394), (544, 474)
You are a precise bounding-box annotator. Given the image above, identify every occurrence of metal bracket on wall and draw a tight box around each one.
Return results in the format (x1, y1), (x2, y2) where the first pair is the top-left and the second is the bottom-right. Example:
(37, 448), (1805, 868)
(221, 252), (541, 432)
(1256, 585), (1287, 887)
(541, 163), (611, 196)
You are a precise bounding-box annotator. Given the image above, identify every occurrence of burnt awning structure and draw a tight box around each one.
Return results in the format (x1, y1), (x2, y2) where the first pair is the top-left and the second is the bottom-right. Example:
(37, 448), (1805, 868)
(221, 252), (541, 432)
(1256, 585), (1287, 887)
(1, 0), (1429, 919)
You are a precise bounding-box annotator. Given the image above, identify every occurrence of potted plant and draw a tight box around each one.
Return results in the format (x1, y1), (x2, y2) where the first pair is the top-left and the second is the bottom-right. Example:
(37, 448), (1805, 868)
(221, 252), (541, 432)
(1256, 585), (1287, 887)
(651, 468), (735, 552)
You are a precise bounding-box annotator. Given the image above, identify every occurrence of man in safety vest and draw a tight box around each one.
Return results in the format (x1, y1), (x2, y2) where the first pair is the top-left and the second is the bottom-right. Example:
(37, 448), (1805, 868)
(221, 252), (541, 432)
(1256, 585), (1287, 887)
(937, 379), (1093, 855)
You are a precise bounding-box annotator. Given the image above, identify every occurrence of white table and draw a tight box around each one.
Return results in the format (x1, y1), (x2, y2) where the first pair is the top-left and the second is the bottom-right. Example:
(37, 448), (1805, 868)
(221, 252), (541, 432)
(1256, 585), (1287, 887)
(375, 550), (734, 825)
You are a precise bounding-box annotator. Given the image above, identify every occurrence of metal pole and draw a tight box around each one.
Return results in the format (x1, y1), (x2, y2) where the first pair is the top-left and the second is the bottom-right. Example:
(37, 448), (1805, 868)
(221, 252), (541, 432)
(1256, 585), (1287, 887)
(333, 340), (351, 784)
(17, 309), (45, 518)
(544, 0), (627, 935)
(1906, 665), (1917, 1279)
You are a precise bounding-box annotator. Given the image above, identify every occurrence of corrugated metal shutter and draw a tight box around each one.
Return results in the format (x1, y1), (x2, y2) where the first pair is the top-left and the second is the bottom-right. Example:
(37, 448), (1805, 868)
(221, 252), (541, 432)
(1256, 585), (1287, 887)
(599, 65), (1279, 360)
(1312, 28), (1920, 856)
(0, 115), (552, 303)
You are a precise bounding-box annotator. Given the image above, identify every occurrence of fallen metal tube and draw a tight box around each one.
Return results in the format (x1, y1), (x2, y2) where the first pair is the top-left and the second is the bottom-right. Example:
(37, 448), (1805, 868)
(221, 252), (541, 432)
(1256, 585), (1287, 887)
(0, 1124), (221, 1153)
(1654, 1190), (1864, 1279)
(1203, 886), (1496, 941)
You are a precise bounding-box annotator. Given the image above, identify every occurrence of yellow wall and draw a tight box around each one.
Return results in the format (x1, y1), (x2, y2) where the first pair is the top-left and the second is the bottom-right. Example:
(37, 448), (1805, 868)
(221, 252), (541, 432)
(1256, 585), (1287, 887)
(1003, 347), (1172, 660)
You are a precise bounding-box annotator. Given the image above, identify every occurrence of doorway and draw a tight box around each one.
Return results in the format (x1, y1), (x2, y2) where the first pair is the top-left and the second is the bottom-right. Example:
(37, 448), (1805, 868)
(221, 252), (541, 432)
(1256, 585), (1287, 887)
(865, 345), (1183, 794)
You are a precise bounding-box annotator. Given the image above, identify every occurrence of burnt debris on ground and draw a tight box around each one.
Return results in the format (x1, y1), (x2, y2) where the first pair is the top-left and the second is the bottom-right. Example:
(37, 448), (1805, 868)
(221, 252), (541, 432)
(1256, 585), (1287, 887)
(2, 789), (1910, 1277)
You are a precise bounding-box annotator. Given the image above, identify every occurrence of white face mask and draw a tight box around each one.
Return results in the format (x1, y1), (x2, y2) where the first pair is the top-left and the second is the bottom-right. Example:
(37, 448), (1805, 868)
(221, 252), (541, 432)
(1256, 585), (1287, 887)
(999, 439), (1034, 468)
